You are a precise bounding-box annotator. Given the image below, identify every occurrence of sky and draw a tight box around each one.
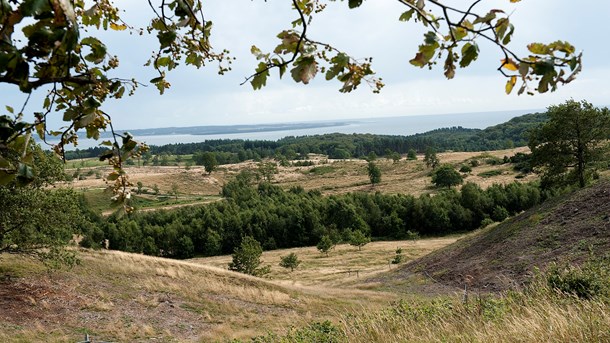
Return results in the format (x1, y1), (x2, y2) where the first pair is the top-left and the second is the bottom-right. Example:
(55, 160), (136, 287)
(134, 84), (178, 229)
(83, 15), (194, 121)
(3, 0), (610, 130)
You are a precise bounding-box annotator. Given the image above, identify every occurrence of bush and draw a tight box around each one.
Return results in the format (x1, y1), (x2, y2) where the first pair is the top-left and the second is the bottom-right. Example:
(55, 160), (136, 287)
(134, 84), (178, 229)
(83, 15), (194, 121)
(546, 259), (610, 299)
(491, 206), (509, 222)
(459, 165), (472, 173)
(480, 218), (495, 228)
(478, 170), (503, 178)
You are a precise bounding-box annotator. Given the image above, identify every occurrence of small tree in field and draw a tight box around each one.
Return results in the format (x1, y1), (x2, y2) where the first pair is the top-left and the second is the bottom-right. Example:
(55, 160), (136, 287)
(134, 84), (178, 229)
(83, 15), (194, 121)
(317, 235), (334, 256)
(349, 230), (370, 251)
(407, 149), (417, 160)
(279, 253), (302, 272)
(424, 147), (440, 169)
(171, 183), (179, 200)
(228, 236), (269, 276)
(367, 161), (381, 186)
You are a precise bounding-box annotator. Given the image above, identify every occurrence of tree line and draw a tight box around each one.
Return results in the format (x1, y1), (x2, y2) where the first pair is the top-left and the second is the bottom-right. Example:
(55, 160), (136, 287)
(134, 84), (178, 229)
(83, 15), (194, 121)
(80, 173), (543, 259)
(64, 112), (548, 162)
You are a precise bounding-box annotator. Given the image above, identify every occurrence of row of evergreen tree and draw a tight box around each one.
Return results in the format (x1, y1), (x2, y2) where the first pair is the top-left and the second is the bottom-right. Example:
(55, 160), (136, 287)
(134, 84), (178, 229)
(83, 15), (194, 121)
(81, 174), (543, 259)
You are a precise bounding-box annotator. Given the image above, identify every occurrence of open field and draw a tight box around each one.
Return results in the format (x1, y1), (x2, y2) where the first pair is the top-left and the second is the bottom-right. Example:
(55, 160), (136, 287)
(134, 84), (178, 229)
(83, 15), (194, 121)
(63, 147), (536, 214)
(192, 237), (460, 288)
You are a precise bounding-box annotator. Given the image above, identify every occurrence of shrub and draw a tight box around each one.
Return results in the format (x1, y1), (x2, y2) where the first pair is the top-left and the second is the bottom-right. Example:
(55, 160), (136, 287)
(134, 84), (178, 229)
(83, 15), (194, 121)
(478, 170), (503, 178)
(491, 206), (509, 222)
(459, 165), (472, 173)
(480, 218), (495, 228)
(546, 258), (610, 299)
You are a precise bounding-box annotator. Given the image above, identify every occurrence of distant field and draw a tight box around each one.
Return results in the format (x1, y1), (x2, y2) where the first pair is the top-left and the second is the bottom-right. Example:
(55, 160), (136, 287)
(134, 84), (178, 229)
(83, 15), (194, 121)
(63, 147), (536, 214)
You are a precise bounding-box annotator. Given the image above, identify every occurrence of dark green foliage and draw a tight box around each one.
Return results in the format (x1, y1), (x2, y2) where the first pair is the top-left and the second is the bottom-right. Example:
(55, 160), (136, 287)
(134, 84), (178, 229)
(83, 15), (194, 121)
(431, 164), (463, 188)
(459, 165), (472, 173)
(1, 143), (90, 267)
(367, 161), (381, 186)
(349, 230), (370, 251)
(546, 257), (610, 299)
(478, 170), (503, 178)
(529, 100), (610, 189)
(228, 236), (269, 276)
(407, 149), (417, 160)
(193, 151), (218, 174)
(491, 206), (509, 222)
(317, 235), (334, 256)
(67, 112), (549, 162)
(279, 252), (301, 271)
(90, 175), (542, 260)
(391, 247), (404, 264)
(424, 147), (440, 169)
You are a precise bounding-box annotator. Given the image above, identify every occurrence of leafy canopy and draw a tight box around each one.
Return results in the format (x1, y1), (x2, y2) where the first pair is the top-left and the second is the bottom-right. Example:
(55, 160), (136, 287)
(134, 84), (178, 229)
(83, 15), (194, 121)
(431, 164), (463, 188)
(0, 0), (582, 207)
(529, 100), (610, 189)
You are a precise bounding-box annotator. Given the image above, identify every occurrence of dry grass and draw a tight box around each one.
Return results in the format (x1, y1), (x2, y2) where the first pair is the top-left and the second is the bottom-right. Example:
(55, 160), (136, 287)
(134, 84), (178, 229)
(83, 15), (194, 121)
(193, 237), (459, 288)
(63, 148), (535, 204)
(0, 246), (409, 342)
(338, 292), (610, 343)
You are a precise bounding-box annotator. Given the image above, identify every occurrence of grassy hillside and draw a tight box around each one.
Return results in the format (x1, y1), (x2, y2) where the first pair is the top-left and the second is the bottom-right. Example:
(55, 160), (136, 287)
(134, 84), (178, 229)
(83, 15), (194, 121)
(377, 180), (610, 292)
(0, 237), (459, 342)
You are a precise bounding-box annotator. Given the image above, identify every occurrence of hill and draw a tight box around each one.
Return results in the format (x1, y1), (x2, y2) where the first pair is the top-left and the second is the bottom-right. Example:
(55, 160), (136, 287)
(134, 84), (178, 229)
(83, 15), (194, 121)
(64, 111), (547, 160)
(0, 248), (398, 342)
(0, 237), (461, 342)
(379, 180), (610, 292)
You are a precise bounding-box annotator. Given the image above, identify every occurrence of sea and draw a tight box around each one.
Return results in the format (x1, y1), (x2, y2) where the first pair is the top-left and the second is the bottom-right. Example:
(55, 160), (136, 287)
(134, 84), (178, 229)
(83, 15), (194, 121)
(54, 109), (537, 150)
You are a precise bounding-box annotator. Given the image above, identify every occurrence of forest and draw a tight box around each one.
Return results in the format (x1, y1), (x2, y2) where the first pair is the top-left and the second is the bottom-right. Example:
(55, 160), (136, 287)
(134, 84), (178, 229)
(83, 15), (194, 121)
(64, 112), (548, 162)
(80, 174), (543, 259)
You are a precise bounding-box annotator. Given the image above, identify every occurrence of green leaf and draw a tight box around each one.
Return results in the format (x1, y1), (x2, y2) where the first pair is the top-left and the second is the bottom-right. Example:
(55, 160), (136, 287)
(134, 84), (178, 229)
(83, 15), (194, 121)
(81, 37), (107, 64)
(5, 105), (13, 114)
(410, 42), (439, 67)
(21, 0), (51, 16)
(17, 162), (34, 181)
(399, 9), (415, 22)
(251, 62), (270, 90)
(0, 156), (16, 185)
(157, 30), (177, 49)
(527, 43), (549, 55)
(106, 172), (119, 181)
(459, 43), (479, 68)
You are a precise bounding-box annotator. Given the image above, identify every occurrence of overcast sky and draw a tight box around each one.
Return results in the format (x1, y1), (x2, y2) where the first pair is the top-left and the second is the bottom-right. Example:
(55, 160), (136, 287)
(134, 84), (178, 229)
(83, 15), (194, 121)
(4, 1), (610, 130)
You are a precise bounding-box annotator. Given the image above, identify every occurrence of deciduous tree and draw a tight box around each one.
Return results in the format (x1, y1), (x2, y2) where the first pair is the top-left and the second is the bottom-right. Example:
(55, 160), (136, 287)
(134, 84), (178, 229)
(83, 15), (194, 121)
(317, 235), (334, 256)
(431, 164), (463, 188)
(0, 0), (581, 202)
(529, 100), (610, 188)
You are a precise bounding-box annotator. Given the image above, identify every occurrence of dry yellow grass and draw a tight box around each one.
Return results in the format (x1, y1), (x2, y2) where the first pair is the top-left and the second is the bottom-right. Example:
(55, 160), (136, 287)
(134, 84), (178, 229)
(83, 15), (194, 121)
(0, 244), (416, 342)
(64, 148), (535, 202)
(338, 293), (610, 343)
(193, 237), (459, 288)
